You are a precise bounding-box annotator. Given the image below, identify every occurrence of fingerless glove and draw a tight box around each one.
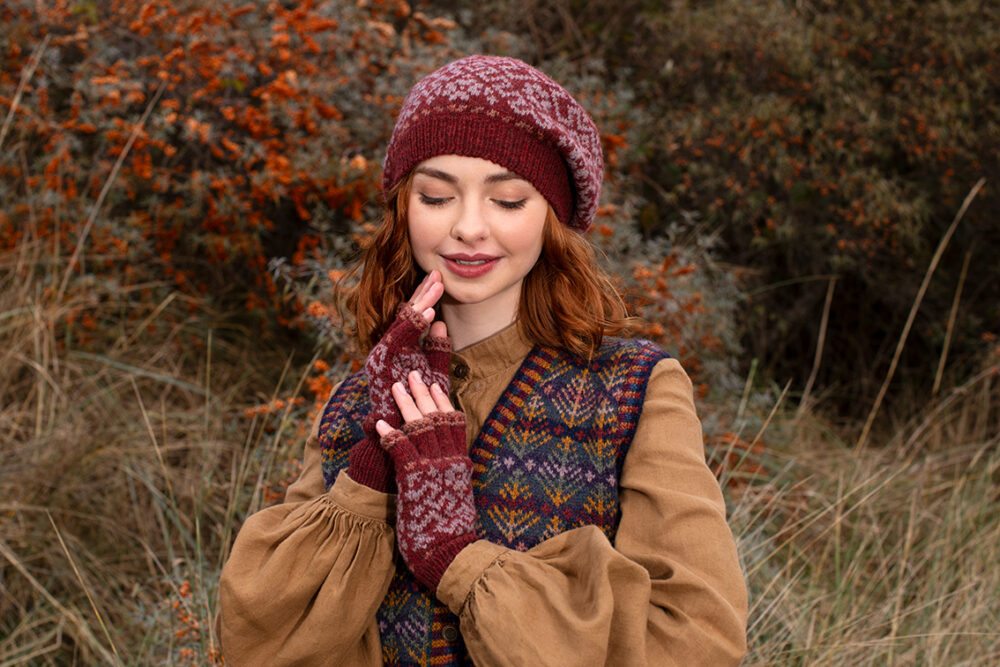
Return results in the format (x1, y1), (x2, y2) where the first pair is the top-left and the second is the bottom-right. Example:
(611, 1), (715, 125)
(380, 411), (477, 591)
(347, 304), (451, 493)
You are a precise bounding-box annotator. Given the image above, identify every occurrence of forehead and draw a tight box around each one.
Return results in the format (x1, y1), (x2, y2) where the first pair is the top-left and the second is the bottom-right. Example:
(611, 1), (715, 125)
(413, 155), (529, 184)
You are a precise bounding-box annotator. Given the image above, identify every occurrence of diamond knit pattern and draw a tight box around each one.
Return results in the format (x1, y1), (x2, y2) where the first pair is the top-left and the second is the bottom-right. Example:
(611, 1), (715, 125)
(317, 338), (667, 666)
(383, 55), (604, 231)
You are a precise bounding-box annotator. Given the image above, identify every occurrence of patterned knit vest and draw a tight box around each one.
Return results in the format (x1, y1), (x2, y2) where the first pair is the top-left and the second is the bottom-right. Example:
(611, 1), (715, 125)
(318, 338), (667, 666)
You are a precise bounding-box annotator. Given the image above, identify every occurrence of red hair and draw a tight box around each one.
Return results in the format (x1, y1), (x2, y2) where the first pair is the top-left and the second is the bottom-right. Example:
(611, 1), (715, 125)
(340, 173), (633, 358)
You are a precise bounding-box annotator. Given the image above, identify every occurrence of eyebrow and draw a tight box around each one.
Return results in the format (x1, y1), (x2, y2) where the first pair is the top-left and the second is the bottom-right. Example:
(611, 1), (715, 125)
(413, 166), (526, 185)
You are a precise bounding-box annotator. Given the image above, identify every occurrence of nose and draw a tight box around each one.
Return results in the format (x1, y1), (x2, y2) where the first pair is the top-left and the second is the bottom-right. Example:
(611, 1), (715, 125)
(449, 199), (489, 243)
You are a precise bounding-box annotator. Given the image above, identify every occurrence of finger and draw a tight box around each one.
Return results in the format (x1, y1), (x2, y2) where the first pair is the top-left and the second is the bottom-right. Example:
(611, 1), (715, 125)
(392, 381), (424, 423)
(443, 411), (467, 453)
(375, 421), (419, 461)
(430, 383), (455, 413)
(401, 416), (441, 457)
(411, 279), (444, 316)
(423, 333), (451, 382)
(428, 320), (447, 339)
(407, 272), (431, 305)
(387, 302), (428, 343)
(408, 371), (438, 416)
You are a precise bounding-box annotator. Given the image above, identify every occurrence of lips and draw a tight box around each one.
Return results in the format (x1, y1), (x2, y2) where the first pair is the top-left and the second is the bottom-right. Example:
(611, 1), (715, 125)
(442, 253), (500, 278)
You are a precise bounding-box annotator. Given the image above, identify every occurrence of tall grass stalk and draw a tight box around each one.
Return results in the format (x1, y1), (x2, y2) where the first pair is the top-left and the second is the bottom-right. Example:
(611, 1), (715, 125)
(738, 361), (1000, 665)
(0, 232), (312, 663)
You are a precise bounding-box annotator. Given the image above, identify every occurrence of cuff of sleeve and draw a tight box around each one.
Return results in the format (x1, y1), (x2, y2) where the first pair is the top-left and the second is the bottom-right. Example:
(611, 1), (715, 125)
(437, 539), (509, 614)
(332, 469), (396, 523)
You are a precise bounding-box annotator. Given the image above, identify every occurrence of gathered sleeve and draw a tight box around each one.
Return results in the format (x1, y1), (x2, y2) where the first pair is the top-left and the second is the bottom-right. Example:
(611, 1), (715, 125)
(436, 357), (748, 666)
(216, 410), (396, 666)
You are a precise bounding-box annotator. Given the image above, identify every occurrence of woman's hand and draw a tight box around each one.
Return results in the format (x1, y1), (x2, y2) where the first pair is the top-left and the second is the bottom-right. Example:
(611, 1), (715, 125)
(348, 272), (452, 493)
(375, 367), (456, 427)
(375, 371), (477, 592)
(364, 271), (451, 431)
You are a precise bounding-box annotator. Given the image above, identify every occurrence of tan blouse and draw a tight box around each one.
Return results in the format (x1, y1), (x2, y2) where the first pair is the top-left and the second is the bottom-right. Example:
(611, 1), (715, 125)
(216, 325), (748, 665)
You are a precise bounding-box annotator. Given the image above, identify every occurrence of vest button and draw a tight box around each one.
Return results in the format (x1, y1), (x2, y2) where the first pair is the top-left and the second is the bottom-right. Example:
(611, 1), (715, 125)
(452, 363), (469, 379)
(442, 625), (460, 642)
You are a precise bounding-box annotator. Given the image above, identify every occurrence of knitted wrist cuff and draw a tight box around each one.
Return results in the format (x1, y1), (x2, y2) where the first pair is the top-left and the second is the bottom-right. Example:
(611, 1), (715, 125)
(348, 440), (395, 493)
(413, 532), (478, 593)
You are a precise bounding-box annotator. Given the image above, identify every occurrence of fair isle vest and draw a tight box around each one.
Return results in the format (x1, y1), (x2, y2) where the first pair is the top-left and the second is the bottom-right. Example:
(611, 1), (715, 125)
(318, 338), (668, 666)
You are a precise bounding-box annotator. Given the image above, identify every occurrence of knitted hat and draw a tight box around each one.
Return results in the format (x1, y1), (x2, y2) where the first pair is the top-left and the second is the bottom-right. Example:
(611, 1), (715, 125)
(383, 55), (604, 231)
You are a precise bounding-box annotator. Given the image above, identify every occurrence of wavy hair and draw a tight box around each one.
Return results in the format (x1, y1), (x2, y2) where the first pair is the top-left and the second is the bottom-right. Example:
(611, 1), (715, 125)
(340, 173), (634, 358)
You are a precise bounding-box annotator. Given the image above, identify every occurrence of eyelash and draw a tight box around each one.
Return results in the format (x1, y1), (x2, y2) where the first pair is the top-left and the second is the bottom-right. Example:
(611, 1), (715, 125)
(419, 193), (451, 207)
(418, 193), (528, 210)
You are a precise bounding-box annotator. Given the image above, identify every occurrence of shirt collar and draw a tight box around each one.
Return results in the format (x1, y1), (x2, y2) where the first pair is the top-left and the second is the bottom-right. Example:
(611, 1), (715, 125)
(450, 322), (533, 381)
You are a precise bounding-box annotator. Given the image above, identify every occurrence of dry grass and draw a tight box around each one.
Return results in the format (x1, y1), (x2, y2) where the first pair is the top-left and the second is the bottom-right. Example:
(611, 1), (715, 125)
(733, 360), (1000, 665)
(4, 234), (999, 665)
(0, 234), (312, 664)
(3, 220), (999, 665)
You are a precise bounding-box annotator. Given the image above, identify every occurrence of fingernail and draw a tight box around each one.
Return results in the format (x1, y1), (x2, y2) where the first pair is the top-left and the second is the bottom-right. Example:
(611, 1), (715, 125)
(412, 370), (422, 381)
(431, 383), (442, 393)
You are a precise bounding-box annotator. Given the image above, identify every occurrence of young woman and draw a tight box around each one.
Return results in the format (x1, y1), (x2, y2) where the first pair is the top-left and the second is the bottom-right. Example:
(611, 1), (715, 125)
(217, 55), (747, 665)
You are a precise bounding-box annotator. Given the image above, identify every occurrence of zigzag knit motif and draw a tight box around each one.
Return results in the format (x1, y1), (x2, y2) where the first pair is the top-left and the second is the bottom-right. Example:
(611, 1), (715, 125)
(397, 458), (475, 553)
(317, 338), (668, 666)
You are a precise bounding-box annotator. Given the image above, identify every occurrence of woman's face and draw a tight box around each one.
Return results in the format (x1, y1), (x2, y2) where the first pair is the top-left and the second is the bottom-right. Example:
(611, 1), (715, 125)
(407, 154), (548, 326)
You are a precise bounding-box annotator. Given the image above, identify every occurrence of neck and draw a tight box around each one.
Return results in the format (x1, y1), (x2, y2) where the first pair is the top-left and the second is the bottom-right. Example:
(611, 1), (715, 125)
(441, 300), (518, 351)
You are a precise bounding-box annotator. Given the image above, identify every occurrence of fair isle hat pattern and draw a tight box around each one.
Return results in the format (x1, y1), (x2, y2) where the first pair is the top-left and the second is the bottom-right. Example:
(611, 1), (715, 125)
(382, 55), (604, 231)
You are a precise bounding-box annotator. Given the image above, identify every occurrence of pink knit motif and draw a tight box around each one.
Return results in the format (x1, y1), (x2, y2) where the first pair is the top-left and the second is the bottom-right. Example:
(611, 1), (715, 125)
(364, 303), (451, 431)
(380, 411), (477, 591)
(383, 55), (604, 231)
(348, 303), (450, 493)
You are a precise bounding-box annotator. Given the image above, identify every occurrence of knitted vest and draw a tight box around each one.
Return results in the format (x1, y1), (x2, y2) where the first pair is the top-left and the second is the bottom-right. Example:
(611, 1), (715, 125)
(318, 338), (668, 666)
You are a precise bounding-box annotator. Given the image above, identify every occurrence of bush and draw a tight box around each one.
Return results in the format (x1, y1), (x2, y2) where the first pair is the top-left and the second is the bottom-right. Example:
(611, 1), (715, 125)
(2, 1), (748, 661)
(0, 0), (460, 345)
(434, 0), (1000, 416)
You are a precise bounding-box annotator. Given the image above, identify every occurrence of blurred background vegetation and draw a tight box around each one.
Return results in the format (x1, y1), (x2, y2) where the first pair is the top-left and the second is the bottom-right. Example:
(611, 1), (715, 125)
(1, 0), (997, 663)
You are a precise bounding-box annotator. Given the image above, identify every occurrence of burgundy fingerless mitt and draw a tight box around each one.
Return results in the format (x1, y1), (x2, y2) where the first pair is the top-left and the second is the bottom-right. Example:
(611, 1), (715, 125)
(380, 411), (477, 591)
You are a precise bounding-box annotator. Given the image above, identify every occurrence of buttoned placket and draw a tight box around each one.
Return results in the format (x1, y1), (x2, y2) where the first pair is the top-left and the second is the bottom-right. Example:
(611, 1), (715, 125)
(449, 359), (470, 410)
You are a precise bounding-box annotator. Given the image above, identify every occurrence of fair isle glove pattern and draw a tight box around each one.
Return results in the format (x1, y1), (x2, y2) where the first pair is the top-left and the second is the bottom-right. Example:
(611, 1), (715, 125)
(365, 303), (451, 432)
(380, 411), (477, 591)
(348, 303), (451, 493)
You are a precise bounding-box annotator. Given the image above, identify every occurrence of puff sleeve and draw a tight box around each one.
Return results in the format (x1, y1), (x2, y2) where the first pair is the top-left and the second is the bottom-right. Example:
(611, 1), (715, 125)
(435, 358), (748, 666)
(216, 411), (394, 666)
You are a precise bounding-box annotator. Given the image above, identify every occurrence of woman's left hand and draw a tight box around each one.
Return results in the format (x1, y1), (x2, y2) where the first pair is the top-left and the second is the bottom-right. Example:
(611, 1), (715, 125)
(375, 370), (477, 592)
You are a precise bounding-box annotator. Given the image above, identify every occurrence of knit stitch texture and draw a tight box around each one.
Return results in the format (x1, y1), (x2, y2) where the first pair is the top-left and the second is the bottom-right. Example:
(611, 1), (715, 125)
(318, 338), (668, 666)
(364, 303), (451, 432)
(383, 55), (604, 231)
(380, 411), (478, 591)
(346, 303), (450, 492)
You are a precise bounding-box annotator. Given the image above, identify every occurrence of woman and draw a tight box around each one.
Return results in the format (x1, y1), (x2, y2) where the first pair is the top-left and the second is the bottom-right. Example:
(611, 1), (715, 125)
(217, 55), (747, 666)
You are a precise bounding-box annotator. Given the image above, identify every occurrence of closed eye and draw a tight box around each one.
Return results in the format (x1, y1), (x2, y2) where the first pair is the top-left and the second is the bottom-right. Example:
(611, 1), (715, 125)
(418, 193), (452, 206)
(494, 198), (528, 210)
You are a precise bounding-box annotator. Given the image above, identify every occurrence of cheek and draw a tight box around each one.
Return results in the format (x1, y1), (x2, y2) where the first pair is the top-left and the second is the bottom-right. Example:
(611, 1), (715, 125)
(516, 210), (547, 265)
(406, 214), (440, 274)
(521, 234), (544, 267)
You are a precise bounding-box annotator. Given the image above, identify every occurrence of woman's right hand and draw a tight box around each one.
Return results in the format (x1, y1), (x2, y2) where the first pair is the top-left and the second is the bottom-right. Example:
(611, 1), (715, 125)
(350, 271), (452, 492)
(364, 270), (451, 432)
